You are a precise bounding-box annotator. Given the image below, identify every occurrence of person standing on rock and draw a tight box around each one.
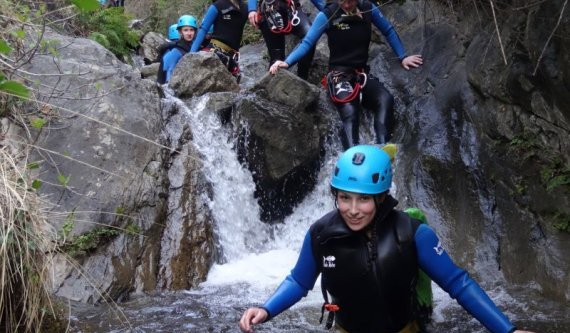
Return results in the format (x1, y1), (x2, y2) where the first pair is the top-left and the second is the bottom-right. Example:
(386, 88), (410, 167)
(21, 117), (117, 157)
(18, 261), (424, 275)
(191, 0), (248, 82)
(239, 145), (537, 333)
(269, 0), (422, 150)
(159, 15), (198, 84)
(248, 0), (325, 80)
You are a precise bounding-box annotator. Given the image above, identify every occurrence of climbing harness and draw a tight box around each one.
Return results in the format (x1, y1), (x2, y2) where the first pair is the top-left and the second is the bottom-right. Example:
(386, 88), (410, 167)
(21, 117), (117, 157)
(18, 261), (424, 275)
(207, 39), (241, 82)
(319, 283), (340, 330)
(260, 0), (300, 33)
(322, 68), (368, 103)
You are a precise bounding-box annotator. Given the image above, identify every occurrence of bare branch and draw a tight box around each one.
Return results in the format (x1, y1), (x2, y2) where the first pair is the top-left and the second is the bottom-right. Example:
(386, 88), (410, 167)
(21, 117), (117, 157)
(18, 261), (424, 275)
(533, 0), (568, 76)
(489, 0), (508, 65)
(0, 90), (179, 154)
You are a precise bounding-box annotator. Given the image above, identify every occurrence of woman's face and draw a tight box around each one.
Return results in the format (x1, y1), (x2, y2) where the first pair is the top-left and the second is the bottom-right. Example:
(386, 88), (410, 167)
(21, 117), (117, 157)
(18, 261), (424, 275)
(337, 190), (377, 232)
(180, 26), (196, 42)
(340, 0), (358, 13)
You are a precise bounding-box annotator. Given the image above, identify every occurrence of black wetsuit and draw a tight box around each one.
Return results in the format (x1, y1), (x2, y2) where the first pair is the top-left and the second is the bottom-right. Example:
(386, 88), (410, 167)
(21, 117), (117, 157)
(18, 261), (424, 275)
(248, 0), (323, 80)
(285, 1), (408, 149)
(310, 197), (421, 332)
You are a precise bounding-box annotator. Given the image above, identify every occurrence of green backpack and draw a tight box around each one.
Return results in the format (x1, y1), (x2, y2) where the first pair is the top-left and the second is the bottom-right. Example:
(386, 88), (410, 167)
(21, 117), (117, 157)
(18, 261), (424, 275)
(404, 207), (433, 331)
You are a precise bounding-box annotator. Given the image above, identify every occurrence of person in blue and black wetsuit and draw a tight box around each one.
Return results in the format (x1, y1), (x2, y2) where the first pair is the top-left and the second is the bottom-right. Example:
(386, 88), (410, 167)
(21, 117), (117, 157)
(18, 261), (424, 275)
(239, 145), (537, 333)
(248, 0), (324, 80)
(270, 0), (422, 149)
(155, 23), (180, 84)
(158, 15), (198, 84)
(191, 0), (248, 82)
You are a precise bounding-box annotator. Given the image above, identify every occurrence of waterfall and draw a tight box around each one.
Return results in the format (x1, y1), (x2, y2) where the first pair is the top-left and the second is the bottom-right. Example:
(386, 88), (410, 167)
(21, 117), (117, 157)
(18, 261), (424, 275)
(100, 91), (564, 333)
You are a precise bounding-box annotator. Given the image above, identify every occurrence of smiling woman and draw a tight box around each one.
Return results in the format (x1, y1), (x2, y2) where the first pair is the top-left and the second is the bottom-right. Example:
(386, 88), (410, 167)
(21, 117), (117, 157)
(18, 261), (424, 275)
(239, 145), (537, 333)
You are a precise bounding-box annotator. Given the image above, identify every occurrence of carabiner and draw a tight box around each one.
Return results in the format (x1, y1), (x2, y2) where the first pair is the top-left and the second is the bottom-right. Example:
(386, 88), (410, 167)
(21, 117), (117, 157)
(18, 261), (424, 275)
(291, 10), (300, 26)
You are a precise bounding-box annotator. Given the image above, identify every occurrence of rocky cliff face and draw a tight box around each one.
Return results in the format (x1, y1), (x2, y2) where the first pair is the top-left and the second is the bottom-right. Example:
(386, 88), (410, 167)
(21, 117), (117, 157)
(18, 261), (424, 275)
(380, 0), (569, 301)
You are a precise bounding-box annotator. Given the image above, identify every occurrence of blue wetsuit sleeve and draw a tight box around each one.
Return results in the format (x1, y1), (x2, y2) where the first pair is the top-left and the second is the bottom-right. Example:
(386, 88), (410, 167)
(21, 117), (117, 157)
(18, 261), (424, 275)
(248, 0), (257, 12)
(284, 12), (328, 66)
(415, 224), (516, 333)
(371, 4), (407, 61)
(191, 5), (218, 52)
(310, 0), (325, 11)
(163, 48), (183, 83)
(262, 231), (319, 319)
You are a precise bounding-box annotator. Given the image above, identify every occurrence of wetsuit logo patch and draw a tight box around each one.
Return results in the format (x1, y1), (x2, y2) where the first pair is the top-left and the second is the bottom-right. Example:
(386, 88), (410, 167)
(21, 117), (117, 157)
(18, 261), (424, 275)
(433, 241), (444, 255)
(332, 22), (350, 30)
(323, 255), (336, 268)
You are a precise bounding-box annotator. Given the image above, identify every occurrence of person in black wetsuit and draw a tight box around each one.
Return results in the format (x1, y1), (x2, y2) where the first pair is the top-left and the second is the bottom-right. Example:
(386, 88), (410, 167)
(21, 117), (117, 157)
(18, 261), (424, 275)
(270, 0), (422, 149)
(191, 0), (248, 81)
(238, 145), (537, 333)
(247, 0), (324, 80)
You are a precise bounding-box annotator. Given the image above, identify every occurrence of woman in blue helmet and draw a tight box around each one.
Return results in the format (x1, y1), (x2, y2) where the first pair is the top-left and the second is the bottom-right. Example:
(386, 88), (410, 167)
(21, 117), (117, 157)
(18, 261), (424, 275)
(159, 15), (198, 83)
(269, 0), (422, 149)
(239, 145), (536, 333)
(190, 0), (248, 81)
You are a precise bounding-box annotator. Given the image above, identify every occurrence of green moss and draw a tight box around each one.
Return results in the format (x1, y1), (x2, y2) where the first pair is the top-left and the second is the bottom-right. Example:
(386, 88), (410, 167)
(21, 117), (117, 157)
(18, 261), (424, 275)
(61, 227), (121, 256)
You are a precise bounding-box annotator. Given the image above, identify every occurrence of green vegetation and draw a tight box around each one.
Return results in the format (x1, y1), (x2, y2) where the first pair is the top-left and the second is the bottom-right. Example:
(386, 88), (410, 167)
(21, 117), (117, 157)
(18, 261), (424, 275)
(241, 23), (263, 46)
(75, 7), (141, 60)
(540, 158), (570, 193)
(509, 135), (569, 193)
(60, 227), (121, 256)
(552, 212), (570, 233)
(58, 210), (141, 257)
(0, 147), (57, 333)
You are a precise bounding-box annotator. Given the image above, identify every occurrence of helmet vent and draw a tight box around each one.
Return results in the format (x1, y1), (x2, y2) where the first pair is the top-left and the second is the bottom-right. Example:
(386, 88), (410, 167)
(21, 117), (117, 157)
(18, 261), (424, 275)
(352, 152), (365, 165)
(371, 173), (379, 183)
(335, 167), (340, 176)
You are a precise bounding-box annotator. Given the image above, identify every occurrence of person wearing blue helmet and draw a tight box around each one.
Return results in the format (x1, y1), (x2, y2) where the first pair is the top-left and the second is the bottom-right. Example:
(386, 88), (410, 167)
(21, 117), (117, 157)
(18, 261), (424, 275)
(191, 0), (248, 82)
(269, 0), (423, 149)
(159, 14), (198, 83)
(168, 23), (180, 41)
(239, 146), (537, 333)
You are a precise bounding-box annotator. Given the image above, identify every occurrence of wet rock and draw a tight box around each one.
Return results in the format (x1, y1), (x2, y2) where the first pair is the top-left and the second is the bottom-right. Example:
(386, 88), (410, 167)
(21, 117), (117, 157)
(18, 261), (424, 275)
(250, 70), (320, 111)
(234, 73), (326, 222)
(170, 52), (239, 98)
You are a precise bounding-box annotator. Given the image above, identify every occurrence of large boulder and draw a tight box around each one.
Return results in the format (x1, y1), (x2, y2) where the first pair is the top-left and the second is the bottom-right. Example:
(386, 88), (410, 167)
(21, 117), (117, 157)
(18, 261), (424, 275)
(234, 71), (328, 222)
(16, 28), (216, 302)
(170, 52), (240, 98)
(250, 70), (320, 111)
(139, 31), (168, 64)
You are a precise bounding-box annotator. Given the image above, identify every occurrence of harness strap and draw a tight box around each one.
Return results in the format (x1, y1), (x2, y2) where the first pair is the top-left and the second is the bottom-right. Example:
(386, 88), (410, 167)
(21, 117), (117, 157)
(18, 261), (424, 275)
(210, 39), (236, 53)
(319, 278), (339, 330)
(324, 68), (367, 104)
(205, 40), (241, 78)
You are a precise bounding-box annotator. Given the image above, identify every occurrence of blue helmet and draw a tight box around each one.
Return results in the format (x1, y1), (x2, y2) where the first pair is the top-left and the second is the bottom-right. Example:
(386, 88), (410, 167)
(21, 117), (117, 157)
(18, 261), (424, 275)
(168, 23), (180, 40)
(177, 15), (198, 30)
(331, 145), (392, 194)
